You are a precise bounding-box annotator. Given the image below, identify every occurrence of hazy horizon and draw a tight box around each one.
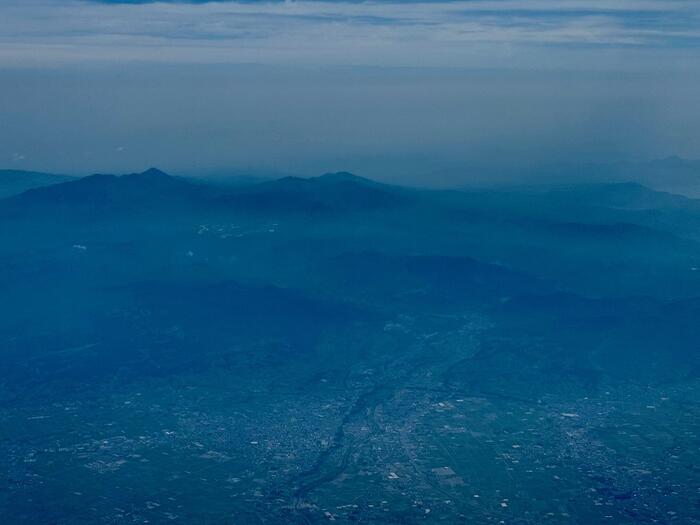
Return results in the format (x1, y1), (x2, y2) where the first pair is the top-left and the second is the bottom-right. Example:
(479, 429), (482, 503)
(3, 3), (700, 523)
(2, 0), (700, 185)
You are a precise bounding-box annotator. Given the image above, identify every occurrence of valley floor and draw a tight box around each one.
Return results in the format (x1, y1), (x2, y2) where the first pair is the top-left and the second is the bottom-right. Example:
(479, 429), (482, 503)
(3, 312), (698, 524)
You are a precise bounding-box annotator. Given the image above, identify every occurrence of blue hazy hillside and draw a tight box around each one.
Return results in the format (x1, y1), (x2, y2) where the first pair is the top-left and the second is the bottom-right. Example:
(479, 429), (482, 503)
(4, 0), (700, 521)
(1, 167), (700, 524)
(0, 170), (74, 199)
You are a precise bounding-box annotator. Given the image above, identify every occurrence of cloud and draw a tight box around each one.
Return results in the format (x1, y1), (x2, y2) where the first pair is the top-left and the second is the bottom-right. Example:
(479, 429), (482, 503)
(1, 0), (699, 68)
(2, 0), (699, 173)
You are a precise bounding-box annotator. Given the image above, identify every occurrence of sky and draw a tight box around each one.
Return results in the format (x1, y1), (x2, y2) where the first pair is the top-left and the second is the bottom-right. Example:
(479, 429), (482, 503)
(1, 0), (700, 182)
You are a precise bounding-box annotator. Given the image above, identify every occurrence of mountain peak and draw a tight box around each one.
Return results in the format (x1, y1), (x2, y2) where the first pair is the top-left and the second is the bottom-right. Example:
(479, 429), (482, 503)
(138, 167), (170, 178)
(317, 171), (371, 184)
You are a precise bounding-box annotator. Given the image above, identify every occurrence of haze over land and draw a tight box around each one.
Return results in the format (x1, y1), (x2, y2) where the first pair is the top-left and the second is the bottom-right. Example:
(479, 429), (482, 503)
(2, 167), (700, 523)
(2, 1), (700, 524)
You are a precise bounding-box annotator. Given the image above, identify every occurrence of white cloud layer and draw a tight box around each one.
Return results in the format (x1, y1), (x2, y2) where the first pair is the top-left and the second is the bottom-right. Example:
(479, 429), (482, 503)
(1, 0), (699, 68)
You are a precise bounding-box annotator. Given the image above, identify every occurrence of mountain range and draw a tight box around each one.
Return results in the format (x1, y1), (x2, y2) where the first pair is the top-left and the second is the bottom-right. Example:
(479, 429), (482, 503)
(0, 169), (74, 199)
(2, 162), (700, 524)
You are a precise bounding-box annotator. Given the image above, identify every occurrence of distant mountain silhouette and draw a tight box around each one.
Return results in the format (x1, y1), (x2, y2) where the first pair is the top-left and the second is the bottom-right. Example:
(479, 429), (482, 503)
(0, 169), (75, 199)
(218, 172), (408, 213)
(315, 171), (376, 184)
(6, 168), (211, 214)
(540, 182), (698, 210)
(530, 157), (700, 197)
(1, 168), (414, 219)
